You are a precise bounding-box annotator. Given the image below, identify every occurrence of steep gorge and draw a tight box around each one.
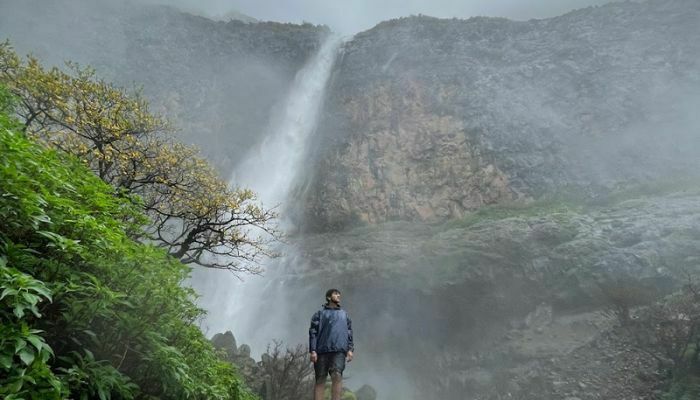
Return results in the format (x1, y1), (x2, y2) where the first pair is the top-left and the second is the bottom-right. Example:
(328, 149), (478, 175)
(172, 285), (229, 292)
(2, 0), (700, 399)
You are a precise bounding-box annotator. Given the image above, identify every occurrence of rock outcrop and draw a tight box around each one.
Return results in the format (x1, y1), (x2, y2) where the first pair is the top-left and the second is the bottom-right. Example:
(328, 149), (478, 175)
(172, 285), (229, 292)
(290, 187), (700, 398)
(301, 0), (700, 230)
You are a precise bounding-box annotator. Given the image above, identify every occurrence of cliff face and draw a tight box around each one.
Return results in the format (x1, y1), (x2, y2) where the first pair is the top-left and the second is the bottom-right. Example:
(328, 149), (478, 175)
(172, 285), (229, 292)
(0, 0), (329, 176)
(281, 2), (700, 396)
(301, 0), (700, 231)
(3, 1), (700, 398)
(290, 187), (700, 398)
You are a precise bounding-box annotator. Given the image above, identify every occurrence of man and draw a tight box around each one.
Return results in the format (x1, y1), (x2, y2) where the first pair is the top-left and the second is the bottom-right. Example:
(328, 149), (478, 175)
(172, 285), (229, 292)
(309, 288), (354, 400)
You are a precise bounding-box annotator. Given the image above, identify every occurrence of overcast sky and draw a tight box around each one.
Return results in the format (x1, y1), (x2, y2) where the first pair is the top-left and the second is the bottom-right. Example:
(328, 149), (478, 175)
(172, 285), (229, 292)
(151, 0), (620, 35)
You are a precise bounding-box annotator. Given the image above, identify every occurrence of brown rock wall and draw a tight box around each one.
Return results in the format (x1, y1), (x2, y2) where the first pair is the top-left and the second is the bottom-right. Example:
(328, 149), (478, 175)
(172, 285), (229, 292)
(310, 79), (511, 225)
(300, 0), (700, 232)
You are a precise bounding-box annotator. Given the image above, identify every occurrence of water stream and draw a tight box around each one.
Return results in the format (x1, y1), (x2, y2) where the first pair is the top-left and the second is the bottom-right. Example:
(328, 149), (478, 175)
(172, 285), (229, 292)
(188, 34), (342, 354)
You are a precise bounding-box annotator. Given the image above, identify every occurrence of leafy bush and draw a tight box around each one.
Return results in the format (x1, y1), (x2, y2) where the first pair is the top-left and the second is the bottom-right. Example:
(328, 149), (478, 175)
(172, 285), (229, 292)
(0, 260), (64, 399)
(0, 95), (255, 399)
(0, 41), (277, 273)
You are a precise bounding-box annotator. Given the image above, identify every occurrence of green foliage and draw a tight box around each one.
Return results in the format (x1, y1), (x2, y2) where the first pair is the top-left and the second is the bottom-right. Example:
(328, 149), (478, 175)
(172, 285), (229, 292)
(442, 196), (583, 231)
(0, 261), (64, 399)
(661, 374), (700, 400)
(322, 384), (357, 400)
(56, 350), (137, 400)
(0, 83), (16, 114)
(0, 41), (277, 273)
(0, 101), (255, 398)
(443, 179), (700, 230)
(342, 391), (358, 400)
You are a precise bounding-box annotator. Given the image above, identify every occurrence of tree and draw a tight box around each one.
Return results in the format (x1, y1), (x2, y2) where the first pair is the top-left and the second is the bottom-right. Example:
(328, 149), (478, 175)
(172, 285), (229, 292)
(0, 41), (277, 273)
(0, 103), (256, 399)
(257, 341), (314, 400)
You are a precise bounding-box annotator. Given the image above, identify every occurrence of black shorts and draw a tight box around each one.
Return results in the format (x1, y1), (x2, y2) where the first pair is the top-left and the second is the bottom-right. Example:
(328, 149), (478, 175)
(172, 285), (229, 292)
(314, 352), (346, 382)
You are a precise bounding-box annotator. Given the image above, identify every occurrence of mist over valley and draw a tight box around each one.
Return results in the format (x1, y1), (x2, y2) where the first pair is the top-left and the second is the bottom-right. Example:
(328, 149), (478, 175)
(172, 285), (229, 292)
(1, 0), (700, 399)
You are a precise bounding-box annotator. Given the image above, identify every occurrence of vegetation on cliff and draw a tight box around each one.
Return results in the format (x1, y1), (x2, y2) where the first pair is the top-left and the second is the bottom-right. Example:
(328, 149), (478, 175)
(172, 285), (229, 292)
(0, 86), (255, 398)
(0, 42), (277, 274)
(0, 0), (330, 176)
(211, 332), (368, 400)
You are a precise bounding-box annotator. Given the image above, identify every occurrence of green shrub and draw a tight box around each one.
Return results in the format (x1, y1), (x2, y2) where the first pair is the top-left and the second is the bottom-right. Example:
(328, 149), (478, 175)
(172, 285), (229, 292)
(0, 96), (255, 399)
(662, 375), (700, 400)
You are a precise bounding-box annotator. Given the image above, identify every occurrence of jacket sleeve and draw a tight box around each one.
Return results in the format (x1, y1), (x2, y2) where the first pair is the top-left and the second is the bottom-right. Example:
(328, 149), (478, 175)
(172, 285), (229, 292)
(309, 310), (320, 353)
(347, 313), (354, 352)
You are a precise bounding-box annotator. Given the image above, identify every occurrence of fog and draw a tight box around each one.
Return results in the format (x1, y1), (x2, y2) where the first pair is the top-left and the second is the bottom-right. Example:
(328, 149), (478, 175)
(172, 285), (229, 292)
(145, 0), (616, 34)
(2, 0), (699, 399)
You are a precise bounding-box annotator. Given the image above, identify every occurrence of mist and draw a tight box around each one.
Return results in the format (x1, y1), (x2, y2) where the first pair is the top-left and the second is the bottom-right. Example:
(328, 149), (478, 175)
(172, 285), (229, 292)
(143, 0), (617, 34)
(2, 0), (699, 399)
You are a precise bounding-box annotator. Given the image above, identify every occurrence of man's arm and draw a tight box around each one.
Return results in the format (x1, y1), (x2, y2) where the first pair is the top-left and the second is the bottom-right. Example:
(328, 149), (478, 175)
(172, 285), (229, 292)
(346, 313), (354, 362)
(309, 311), (320, 363)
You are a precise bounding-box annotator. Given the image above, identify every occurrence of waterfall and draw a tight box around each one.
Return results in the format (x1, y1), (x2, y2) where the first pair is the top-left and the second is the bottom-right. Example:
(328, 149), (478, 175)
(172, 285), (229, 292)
(188, 35), (342, 354)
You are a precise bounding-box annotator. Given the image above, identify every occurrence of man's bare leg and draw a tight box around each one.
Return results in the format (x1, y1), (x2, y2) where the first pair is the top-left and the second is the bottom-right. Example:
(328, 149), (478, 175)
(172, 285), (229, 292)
(331, 372), (342, 400)
(314, 382), (325, 400)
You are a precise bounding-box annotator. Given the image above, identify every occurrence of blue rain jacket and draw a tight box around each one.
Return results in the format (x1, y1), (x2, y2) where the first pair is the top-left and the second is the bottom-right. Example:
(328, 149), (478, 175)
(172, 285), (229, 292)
(309, 304), (354, 354)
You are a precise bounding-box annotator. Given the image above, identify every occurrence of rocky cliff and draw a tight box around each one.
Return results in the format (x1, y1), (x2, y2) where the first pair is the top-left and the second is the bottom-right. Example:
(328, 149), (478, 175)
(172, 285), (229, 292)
(300, 0), (700, 231)
(287, 184), (700, 398)
(280, 1), (700, 397)
(0, 0), (329, 176)
(3, 0), (700, 398)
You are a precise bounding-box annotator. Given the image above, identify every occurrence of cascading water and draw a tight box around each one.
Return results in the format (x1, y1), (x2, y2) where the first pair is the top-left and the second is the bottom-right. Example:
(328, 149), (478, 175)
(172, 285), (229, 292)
(188, 34), (342, 354)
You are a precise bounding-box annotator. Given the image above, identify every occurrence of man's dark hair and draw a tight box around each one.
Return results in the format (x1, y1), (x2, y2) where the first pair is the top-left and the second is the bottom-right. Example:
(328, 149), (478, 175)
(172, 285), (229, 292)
(325, 288), (340, 303)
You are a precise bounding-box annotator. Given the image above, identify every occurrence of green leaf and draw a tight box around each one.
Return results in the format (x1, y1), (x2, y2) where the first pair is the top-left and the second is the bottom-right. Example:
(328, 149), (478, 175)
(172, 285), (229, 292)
(30, 285), (52, 302)
(83, 329), (97, 341)
(21, 292), (40, 306)
(14, 338), (26, 353)
(6, 379), (23, 393)
(18, 349), (34, 366)
(50, 376), (62, 392)
(13, 304), (25, 318)
(26, 334), (43, 352)
(36, 230), (64, 243)
(33, 213), (52, 224)
(0, 288), (18, 301)
(40, 349), (51, 363)
(28, 305), (41, 318)
(0, 354), (12, 369)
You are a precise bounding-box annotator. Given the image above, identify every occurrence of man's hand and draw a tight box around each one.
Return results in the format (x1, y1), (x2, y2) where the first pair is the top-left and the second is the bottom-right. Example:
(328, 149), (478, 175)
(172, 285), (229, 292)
(346, 350), (353, 362)
(310, 351), (318, 364)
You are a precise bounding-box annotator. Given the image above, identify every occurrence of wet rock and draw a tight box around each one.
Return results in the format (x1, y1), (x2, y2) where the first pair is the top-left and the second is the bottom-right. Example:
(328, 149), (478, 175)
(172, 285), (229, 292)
(211, 331), (237, 356)
(302, 0), (700, 231)
(355, 384), (377, 400)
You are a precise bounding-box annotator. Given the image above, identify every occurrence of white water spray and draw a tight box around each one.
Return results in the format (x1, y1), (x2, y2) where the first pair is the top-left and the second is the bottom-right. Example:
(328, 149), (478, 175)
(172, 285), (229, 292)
(189, 35), (342, 353)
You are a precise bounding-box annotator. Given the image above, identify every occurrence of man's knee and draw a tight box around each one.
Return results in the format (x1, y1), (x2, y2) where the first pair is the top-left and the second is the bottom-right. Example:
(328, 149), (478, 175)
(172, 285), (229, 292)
(330, 370), (342, 381)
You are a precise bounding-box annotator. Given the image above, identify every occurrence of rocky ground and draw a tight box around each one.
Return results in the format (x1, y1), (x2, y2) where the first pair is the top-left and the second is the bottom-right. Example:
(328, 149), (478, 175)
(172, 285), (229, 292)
(287, 188), (700, 399)
(489, 310), (662, 400)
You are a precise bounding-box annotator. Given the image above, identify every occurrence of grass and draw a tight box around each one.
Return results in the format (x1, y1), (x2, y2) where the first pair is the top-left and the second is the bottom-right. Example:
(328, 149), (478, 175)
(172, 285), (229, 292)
(442, 177), (700, 230)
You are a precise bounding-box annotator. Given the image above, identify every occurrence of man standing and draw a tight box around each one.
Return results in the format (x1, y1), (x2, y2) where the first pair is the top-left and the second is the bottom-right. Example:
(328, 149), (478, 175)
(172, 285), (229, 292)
(309, 288), (354, 400)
